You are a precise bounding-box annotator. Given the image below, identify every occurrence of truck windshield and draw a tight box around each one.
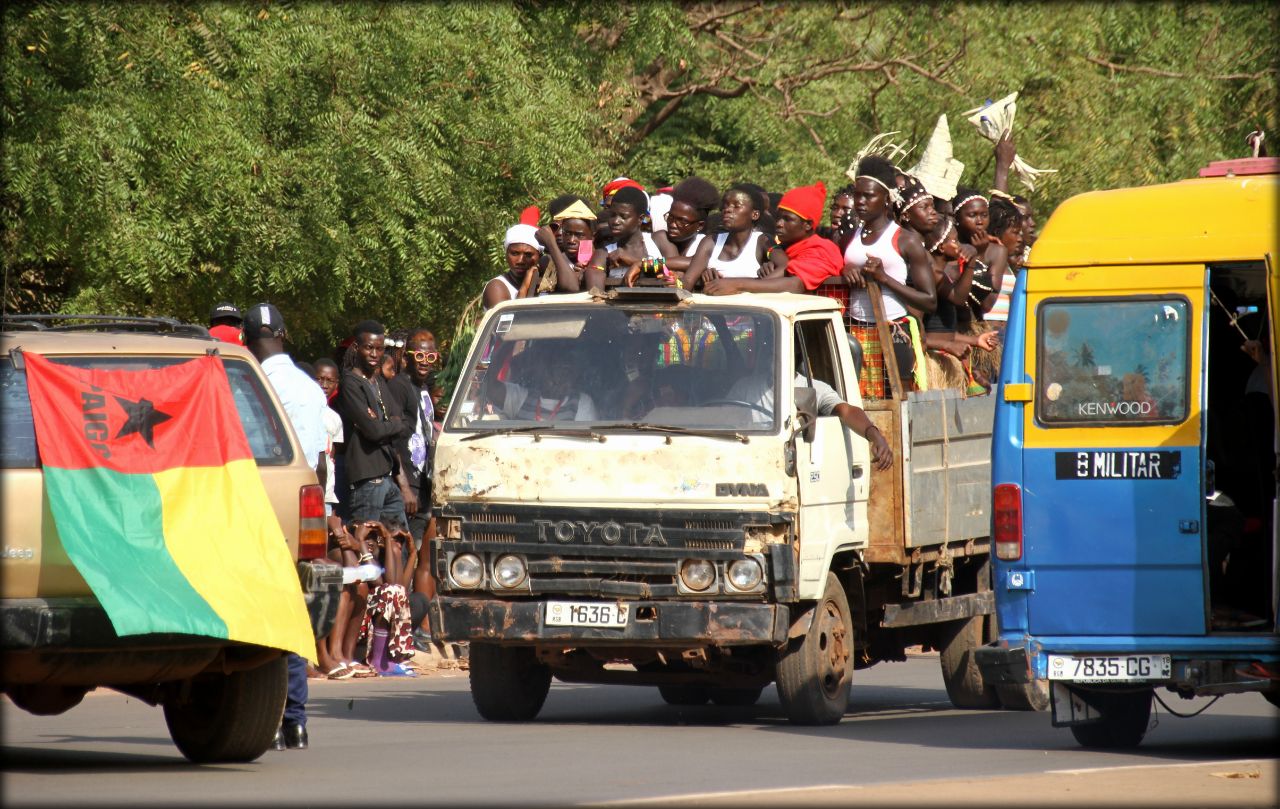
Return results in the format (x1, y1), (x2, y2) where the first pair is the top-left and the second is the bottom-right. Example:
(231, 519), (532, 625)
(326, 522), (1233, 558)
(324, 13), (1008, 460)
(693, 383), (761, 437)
(447, 305), (779, 433)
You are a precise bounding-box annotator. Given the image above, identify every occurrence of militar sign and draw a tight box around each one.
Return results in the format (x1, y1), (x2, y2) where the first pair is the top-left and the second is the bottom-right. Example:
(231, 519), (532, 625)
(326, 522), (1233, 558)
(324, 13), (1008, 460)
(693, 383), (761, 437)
(22, 352), (316, 661)
(1054, 450), (1181, 480)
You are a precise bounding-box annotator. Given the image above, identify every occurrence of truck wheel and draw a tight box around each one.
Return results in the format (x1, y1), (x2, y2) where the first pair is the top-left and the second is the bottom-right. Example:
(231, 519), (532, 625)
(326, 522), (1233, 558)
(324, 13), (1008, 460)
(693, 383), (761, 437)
(163, 655), (287, 764)
(709, 686), (764, 707)
(658, 685), (711, 705)
(775, 572), (853, 725)
(936, 615), (1001, 709)
(1068, 689), (1153, 749)
(469, 644), (551, 722)
(997, 680), (1050, 711)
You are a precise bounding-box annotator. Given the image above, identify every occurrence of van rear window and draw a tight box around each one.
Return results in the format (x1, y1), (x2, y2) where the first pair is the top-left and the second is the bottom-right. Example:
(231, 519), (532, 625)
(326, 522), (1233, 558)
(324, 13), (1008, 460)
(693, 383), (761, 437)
(1036, 297), (1190, 426)
(0, 356), (292, 468)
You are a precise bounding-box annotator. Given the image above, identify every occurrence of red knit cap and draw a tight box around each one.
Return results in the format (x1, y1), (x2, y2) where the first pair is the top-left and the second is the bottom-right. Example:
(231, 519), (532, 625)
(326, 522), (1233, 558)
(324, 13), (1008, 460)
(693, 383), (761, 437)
(518, 205), (540, 226)
(777, 181), (827, 225)
(601, 177), (646, 201)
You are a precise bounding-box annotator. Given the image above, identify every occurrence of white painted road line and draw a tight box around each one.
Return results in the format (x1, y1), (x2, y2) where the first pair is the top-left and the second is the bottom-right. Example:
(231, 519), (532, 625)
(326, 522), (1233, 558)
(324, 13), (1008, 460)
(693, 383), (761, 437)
(1048, 758), (1269, 775)
(593, 784), (864, 806)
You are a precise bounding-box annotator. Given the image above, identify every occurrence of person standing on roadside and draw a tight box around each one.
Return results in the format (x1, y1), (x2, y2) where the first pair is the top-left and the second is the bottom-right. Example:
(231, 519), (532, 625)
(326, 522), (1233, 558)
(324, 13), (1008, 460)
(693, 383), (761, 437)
(207, 301), (245, 345)
(242, 303), (327, 752)
(338, 320), (414, 529)
(388, 329), (438, 553)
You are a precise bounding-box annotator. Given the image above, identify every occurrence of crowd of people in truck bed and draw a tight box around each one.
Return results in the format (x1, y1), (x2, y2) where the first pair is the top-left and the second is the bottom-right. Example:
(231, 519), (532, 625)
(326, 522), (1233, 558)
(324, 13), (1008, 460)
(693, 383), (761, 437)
(482, 131), (1036, 402)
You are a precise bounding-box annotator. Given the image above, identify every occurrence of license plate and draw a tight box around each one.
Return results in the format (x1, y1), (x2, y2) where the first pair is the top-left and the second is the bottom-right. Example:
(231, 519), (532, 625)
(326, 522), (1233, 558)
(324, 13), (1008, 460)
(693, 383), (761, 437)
(545, 601), (629, 628)
(1047, 654), (1171, 682)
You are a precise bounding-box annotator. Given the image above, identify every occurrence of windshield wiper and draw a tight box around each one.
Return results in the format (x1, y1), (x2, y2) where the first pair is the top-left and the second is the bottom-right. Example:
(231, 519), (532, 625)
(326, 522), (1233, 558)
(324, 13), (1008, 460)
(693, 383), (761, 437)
(460, 425), (607, 442)
(605, 422), (750, 443)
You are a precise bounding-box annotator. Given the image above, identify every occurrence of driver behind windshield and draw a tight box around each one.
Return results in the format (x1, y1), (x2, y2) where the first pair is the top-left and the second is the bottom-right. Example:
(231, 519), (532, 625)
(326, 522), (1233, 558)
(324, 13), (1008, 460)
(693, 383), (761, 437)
(482, 342), (599, 422)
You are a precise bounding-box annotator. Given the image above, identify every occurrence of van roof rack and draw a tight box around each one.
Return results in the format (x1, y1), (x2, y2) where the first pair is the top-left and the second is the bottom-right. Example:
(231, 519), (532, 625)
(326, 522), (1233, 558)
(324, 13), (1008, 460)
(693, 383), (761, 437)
(1197, 157), (1280, 177)
(0, 313), (212, 337)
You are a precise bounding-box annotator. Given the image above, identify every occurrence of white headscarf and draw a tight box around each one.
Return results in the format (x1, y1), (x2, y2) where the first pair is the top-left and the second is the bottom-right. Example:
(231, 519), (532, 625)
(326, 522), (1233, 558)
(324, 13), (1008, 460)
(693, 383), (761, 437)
(503, 224), (543, 252)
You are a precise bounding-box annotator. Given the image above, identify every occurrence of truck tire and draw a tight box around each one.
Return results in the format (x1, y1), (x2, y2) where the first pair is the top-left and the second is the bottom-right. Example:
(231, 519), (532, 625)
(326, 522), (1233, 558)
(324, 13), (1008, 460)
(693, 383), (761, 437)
(469, 644), (551, 722)
(709, 686), (764, 707)
(936, 615), (1001, 709)
(997, 680), (1050, 711)
(162, 655), (287, 764)
(1068, 689), (1153, 749)
(775, 572), (853, 725)
(658, 685), (710, 706)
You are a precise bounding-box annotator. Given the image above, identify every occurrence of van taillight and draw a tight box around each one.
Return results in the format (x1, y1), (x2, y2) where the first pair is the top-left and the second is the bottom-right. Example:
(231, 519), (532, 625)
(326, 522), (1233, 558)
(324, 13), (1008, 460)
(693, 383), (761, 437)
(299, 484), (327, 560)
(993, 483), (1023, 561)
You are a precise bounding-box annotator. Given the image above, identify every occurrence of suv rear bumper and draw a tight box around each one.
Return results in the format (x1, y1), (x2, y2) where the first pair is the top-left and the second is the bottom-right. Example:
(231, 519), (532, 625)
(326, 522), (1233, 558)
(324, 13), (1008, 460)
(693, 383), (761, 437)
(298, 560), (343, 639)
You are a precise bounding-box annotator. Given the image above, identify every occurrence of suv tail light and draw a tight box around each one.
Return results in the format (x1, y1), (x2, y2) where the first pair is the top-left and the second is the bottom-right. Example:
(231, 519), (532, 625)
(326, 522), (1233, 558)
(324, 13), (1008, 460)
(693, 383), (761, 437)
(993, 483), (1023, 561)
(299, 484), (327, 560)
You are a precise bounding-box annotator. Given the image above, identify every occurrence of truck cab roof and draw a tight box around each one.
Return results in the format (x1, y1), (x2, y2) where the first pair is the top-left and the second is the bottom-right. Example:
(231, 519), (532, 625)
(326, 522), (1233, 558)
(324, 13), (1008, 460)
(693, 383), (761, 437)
(487, 290), (843, 320)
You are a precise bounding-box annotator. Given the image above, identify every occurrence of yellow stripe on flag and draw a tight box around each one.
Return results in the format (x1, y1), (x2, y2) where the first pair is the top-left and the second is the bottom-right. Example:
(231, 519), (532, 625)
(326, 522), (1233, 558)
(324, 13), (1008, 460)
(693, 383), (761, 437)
(153, 459), (316, 662)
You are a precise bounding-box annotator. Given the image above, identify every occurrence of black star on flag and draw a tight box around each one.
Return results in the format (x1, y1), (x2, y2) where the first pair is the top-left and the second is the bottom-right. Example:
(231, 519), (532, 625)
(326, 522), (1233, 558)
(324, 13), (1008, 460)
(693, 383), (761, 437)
(113, 396), (173, 448)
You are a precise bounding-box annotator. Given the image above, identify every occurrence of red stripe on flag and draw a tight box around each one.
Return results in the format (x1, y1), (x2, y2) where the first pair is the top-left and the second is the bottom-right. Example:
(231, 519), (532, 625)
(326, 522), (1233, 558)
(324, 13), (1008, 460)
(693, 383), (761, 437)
(23, 353), (253, 473)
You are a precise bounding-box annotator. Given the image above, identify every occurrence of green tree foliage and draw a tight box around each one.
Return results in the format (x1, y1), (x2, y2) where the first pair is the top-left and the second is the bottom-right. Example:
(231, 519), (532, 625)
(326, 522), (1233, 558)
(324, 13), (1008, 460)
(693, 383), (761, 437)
(3, 2), (1275, 359)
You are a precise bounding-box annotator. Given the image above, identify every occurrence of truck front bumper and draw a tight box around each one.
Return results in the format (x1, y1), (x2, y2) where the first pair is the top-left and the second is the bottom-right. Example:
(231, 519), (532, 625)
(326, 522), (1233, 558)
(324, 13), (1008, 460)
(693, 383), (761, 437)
(430, 595), (788, 647)
(975, 643), (1033, 685)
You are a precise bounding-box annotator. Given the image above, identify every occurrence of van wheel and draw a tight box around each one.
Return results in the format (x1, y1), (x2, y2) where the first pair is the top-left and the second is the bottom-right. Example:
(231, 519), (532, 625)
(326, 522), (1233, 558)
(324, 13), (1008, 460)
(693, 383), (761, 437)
(469, 644), (551, 722)
(936, 615), (1001, 709)
(1263, 689), (1280, 709)
(997, 680), (1050, 711)
(1068, 689), (1153, 749)
(709, 686), (764, 707)
(658, 685), (710, 706)
(163, 655), (287, 764)
(775, 572), (853, 725)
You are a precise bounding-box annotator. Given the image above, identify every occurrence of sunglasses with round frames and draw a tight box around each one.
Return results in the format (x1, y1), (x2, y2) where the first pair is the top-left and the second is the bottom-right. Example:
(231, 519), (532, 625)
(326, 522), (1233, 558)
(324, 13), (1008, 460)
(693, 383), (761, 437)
(407, 349), (440, 365)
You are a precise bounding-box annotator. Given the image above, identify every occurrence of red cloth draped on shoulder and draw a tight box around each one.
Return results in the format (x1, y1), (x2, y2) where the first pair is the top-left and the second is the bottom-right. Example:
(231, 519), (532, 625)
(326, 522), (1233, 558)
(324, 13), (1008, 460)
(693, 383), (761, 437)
(784, 234), (844, 291)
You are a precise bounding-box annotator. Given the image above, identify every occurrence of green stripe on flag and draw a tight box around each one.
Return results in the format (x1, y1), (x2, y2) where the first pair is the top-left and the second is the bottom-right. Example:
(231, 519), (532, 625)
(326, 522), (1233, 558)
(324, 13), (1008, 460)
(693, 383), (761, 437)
(43, 467), (229, 639)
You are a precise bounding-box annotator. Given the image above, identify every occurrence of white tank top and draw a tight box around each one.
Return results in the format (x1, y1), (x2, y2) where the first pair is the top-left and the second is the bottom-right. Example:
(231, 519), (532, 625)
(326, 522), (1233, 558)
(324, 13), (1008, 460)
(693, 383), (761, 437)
(680, 233), (705, 256)
(603, 233), (662, 280)
(707, 231), (766, 278)
(845, 222), (908, 322)
(489, 274), (519, 301)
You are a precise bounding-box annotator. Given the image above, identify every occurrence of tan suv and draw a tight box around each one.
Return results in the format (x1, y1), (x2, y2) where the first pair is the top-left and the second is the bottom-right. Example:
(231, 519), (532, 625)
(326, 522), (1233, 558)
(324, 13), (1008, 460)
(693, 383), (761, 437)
(0, 314), (342, 763)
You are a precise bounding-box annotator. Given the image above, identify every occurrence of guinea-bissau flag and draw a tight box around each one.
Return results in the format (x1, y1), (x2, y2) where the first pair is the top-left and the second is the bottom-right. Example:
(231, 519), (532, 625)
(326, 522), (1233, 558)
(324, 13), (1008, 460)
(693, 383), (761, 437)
(23, 351), (316, 662)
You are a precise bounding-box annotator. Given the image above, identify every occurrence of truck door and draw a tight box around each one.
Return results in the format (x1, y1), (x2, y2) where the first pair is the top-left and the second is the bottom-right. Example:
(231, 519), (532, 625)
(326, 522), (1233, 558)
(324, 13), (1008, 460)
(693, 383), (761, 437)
(1022, 265), (1206, 636)
(794, 317), (866, 591)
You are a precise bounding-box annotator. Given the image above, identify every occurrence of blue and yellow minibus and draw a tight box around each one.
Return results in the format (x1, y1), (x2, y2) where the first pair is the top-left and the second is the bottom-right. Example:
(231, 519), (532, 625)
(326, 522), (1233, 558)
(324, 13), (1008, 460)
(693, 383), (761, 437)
(976, 156), (1279, 748)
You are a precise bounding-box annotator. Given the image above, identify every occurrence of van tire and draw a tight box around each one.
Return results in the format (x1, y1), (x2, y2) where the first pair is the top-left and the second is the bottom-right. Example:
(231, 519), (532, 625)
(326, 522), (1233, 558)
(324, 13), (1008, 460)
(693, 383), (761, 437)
(469, 644), (551, 722)
(709, 686), (764, 707)
(775, 573), (853, 725)
(937, 615), (1001, 709)
(1068, 689), (1153, 749)
(658, 685), (710, 706)
(997, 680), (1050, 711)
(163, 655), (287, 764)
(1263, 689), (1280, 709)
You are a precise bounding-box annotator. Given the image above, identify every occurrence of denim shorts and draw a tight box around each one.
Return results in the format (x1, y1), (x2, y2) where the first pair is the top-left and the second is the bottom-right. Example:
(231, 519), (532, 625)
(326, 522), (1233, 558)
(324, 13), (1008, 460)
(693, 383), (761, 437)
(348, 476), (408, 529)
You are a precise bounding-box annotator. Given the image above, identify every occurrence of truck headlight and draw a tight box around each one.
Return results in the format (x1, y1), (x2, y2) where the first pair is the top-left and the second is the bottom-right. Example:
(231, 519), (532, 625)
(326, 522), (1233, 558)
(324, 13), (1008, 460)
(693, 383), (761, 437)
(679, 559), (716, 592)
(492, 554), (527, 589)
(727, 558), (763, 591)
(450, 553), (484, 588)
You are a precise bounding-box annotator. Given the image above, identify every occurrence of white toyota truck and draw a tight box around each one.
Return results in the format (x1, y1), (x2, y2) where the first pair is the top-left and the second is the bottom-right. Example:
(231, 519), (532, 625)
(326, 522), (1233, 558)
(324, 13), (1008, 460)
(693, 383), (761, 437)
(428, 286), (1038, 724)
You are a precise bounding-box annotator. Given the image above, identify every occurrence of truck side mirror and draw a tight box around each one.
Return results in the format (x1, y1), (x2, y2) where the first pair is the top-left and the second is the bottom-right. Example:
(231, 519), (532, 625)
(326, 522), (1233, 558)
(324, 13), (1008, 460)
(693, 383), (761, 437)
(794, 387), (818, 443)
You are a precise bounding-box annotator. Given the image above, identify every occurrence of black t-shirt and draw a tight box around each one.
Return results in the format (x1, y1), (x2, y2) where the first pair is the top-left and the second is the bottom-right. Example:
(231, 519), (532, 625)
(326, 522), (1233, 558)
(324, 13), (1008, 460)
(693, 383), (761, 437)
(337, 369), (409, 483)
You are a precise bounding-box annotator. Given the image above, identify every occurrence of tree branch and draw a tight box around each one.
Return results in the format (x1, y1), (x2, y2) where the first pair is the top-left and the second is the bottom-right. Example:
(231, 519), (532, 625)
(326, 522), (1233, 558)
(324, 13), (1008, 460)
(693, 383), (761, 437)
(1084, 54), (1275, 81)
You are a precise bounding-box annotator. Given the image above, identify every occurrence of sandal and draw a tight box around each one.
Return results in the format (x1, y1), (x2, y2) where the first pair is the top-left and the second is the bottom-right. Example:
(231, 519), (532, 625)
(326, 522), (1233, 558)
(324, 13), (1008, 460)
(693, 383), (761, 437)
(347, 661), (378, 678)
(326, 663), (356, 680)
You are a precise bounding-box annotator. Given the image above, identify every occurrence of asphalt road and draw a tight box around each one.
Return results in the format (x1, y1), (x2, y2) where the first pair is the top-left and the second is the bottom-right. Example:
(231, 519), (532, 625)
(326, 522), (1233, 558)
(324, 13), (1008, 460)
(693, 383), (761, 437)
(3, 653), (1277, 807)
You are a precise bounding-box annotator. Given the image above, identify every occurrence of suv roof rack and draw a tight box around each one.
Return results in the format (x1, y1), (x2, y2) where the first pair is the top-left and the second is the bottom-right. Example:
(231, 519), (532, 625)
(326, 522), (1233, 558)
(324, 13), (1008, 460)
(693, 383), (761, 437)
(0, 313), (212, 338)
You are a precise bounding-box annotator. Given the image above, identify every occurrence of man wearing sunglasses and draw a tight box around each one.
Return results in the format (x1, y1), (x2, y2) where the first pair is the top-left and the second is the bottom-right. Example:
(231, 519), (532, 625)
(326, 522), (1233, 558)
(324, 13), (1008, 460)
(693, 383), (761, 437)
(388, 329), (440, 554)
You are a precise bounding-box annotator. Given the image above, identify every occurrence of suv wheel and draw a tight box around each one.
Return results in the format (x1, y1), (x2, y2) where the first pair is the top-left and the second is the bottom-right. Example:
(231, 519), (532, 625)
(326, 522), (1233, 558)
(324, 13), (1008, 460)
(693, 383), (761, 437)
(163, 655), (288, 763)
